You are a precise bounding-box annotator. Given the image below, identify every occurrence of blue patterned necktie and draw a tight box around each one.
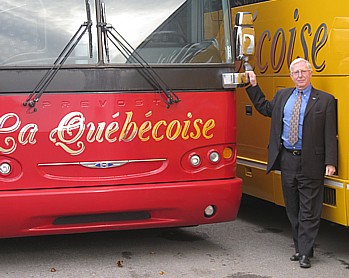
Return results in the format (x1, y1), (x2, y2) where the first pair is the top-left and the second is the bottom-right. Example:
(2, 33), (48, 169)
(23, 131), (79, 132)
(288, 91), (302, 146)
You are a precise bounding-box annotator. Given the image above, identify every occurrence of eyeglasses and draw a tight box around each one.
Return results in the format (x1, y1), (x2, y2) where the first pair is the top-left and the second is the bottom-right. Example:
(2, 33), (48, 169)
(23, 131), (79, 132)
(291, 70), (311, 76)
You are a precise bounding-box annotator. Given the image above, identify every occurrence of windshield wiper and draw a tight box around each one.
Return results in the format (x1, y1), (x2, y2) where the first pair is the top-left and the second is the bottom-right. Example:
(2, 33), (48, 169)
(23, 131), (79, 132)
(86, 0), (93, 59)
(23, 0), (93, 112)
(99, 1), (180, 108)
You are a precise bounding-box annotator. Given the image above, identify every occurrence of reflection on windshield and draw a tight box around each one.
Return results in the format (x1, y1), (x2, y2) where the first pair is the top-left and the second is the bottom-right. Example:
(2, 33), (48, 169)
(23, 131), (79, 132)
(106, 0), (226, 64)
(104, 0), (186, 63)
(0, 0), (228, 66)
(0, 0), (97, 65)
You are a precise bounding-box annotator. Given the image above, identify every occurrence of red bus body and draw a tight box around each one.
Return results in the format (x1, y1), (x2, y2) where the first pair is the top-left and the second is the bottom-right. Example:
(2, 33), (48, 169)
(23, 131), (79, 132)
(0, 91), (241, 238)
(0, 0), (243, 238)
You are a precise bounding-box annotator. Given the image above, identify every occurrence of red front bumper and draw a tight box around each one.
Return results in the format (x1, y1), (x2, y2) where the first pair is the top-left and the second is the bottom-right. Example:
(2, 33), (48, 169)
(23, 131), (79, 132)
(0, 178), (242, 238)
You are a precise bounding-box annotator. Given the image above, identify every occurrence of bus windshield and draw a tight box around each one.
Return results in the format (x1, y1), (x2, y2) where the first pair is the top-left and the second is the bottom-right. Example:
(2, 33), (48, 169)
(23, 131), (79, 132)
(0, 0), (231, 66)
(103, 0), (226, 64)
(0, 0), (98, 65)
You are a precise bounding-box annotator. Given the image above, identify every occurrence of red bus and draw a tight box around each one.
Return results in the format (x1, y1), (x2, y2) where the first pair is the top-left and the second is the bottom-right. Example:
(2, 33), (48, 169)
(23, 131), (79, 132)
(0, 0), (253, 238)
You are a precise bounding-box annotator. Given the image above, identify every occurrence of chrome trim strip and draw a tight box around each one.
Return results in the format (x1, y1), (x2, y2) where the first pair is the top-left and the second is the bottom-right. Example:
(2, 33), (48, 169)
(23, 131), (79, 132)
(38, 158), (166, 169)
(324, 179), (344, 189)
(237, 159), (344, 189)
(236, 158), (267, 171)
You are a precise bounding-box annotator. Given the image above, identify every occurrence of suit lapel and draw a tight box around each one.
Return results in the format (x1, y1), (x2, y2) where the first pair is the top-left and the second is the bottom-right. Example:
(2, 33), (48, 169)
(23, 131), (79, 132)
(305, 88), (319, 117)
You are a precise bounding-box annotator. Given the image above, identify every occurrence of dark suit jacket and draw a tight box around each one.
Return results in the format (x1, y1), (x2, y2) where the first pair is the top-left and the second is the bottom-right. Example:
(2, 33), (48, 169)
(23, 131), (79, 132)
(246, 85), (337, 179)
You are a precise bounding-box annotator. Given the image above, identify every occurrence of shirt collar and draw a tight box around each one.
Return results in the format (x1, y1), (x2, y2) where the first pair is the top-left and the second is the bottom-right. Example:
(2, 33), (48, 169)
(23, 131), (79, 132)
(296, 84), (311, 96)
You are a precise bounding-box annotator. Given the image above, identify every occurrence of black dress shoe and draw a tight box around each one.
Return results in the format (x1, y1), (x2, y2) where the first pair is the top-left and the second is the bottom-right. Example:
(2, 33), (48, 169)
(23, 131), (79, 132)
(290, 253), (301, 261)
(299, 255), (311, 268)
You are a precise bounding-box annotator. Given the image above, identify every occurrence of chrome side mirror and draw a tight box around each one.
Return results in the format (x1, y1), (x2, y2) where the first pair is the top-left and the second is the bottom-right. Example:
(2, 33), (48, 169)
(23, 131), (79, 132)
(234, 12), (255, 60)
(222, 12), (255, 88)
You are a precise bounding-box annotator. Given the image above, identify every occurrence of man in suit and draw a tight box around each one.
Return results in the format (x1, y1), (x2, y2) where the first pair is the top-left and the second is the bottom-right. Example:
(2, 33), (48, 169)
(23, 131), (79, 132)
(245, 58), (337, 268)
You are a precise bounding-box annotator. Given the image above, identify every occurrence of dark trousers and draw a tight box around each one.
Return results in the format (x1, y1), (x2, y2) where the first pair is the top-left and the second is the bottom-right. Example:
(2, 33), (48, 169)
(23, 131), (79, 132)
(280, 148), (324, 257)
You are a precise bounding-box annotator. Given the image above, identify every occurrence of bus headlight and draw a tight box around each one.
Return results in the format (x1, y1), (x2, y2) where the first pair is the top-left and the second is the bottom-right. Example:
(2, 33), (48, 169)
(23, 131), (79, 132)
(0, 162), (11, 175)
(190, 154), (201, 167)
(209, 151), (220, 163)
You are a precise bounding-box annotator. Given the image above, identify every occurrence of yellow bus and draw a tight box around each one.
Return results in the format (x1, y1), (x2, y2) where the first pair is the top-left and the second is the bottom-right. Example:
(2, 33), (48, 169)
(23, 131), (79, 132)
(232, 0), (349, 226)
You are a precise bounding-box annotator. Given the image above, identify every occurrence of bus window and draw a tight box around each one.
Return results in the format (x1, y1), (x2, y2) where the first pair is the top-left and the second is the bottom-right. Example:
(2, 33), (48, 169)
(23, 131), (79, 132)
(0, 0), (98, 66)
(103, 0), (224, 64)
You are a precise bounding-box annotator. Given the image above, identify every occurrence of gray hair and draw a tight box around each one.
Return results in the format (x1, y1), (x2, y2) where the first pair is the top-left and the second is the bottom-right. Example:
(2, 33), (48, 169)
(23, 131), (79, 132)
(290, 58), (312, 72)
